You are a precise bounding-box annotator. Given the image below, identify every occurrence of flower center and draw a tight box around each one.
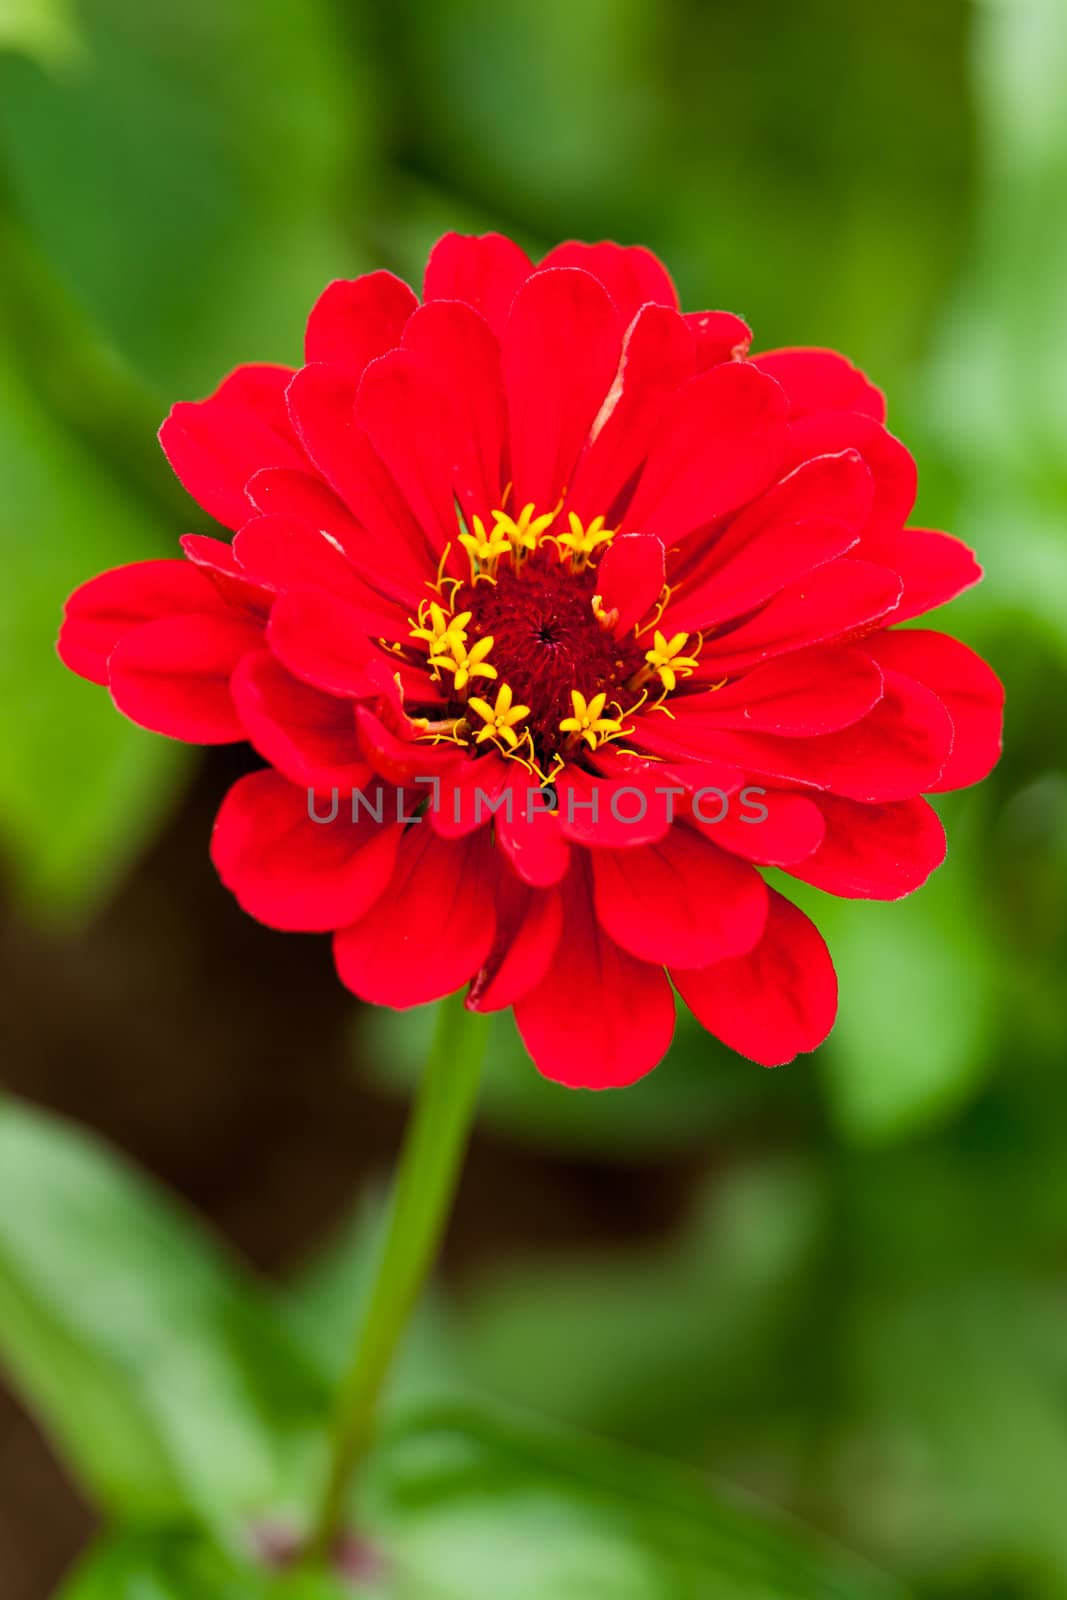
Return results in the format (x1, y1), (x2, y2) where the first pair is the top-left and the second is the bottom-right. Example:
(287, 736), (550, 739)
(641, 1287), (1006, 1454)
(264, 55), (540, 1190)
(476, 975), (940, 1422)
(405, 506), (700, 777)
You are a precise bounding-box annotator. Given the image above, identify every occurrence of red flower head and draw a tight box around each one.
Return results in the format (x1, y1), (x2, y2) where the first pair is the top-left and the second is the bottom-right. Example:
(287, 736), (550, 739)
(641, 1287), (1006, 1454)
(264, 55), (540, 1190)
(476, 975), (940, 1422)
(59, 235), (1003, 1087)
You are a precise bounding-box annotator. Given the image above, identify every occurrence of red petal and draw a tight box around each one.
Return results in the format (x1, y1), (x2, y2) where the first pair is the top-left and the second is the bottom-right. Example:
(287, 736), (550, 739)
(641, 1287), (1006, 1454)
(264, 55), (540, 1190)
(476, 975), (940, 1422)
(58, 559), (224, 685)
(246, 468), (363, 545)
(179, 534), (271, 612)
(569, 304), (696, 522)
(606, 706), (744, 769)
(868, 527), (983, 623)
(694, 668), (954, 802)
(864, 629), (1004, 791)
(590, 743), (744, 798)
(423, 232), (534, 336)
(781, 412), (916, 545)
(402, 300), (508, 521)
(286, 363), (432, 601)
(537, 241), (679, 320)
(627, 362), (789, 539)
(697, 558), (902, 675)
(267, 589), (394, 698)
(555, 766), (674, 847)
(304, 271), (417, 379)
(234, 516), (406, 639)
(334, 826), (496, 1007)
(231, 651), (369, 788)
(752, 348), (886, 422)
(159, 364), (303, 529)
(680, 644), (884, 736)
(514, 859), (675, 1088)
(789, 794), (946, 899)
(674, 891), (837, 1066)
(234, 514), (361, 595)
(430, 753), (514, 840)
(211, 769), (399, 931)
(354, 350), (460, 556)
(356, 706), (465, 791)
(594, 532), (666, 635)
(107, 612), (263, 742)
(495, 767), (572, 887)
(592, 824), (768, 967)
(663, 451), (872, 634)
(502, 267), (622, 511)
(695, 788), (826, 868)
(246, 468), (424, 616)
(684, 310), (753, 367)
(468, 879), (564, 1012)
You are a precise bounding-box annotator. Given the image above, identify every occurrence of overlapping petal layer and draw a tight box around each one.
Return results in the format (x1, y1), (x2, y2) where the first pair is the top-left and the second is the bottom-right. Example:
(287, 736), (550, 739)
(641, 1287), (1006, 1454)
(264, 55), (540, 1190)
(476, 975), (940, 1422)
(59, 233), (1003, 1089)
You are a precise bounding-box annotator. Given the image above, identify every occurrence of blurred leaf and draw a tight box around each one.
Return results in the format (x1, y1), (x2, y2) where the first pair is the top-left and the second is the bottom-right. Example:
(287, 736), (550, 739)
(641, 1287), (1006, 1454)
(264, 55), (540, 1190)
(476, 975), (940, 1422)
(0, 1099), (325, 1527)
(282, 1193), (462, 1402)
(658, 0), (972, 379)
(848, 1279), (1067, 1586)
(921, 0), (1067, 658)
(362, 1004), (781, 1160)
(361, 1400), (907, 1600)
(774, 819), (1003, 1143)
(0, 336), (188, 917)
(57, 1403), (908, 1599)
(454, 1165), (824, 1456)
(401, 0), (666, 231)
(0, 0), (370, 396)
(57, 1528), (351, 1600)
(0, 0), (82, 67)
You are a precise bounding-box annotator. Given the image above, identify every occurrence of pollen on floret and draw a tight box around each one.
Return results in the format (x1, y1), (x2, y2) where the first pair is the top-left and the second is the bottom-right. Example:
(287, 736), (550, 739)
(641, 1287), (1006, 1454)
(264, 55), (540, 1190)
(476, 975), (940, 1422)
(559, 689), (629, 752)
(492, 502), (558, 561)
(409, 599), (471, 656)
(556, 512), (615, 569)
(640, 630), (701, 693)
(433, 633), (497, 691)
(458, 513), (513, 577)
(467, 682), (530, 750)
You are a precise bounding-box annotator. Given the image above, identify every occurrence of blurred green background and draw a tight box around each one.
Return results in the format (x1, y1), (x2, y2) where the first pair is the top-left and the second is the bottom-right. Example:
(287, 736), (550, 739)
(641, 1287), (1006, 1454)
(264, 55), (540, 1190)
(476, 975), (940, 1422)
(1, 0), (1065, 1596)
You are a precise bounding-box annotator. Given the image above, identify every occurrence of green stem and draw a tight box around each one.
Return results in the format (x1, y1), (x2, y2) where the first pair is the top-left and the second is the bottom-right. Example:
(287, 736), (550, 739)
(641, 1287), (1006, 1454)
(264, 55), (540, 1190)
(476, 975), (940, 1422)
(307, 992), (489, 1559)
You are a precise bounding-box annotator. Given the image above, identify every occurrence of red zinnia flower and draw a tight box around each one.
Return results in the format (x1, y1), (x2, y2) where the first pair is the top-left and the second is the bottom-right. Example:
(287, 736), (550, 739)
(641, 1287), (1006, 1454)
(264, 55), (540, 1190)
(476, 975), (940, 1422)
(58, 234), (1003, 1087)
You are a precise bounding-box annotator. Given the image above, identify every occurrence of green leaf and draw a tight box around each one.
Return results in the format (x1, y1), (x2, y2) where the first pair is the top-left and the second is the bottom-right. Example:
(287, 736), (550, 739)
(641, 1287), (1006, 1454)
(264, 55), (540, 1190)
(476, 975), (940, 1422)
(58, 1528), (351, 1600)
(0, 335), (188, 918)
(775, 816), (1003, 1143)
(919, 0), (1067, 659)
(0, 0), (369, 396)
(0, 0), (83, 68)
(58, 1405), (909, 1599)
(0, 1099), (326, 1526)
(403, 0), (664, 227)
(838, 1146), (1067, 1582)
(452, 1166), (822, 1456)
(359, 1401), (907, 1600)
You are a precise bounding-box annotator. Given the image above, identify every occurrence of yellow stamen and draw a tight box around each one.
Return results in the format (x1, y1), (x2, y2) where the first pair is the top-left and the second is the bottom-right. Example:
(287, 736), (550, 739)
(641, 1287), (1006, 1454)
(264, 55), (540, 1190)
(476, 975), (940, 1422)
(409, 599), (471, 656)
(492, 501), (558, 559)
(558, 688), (629, 751)
(642, 629), (700, 692)
(556, 512), (616, 569)
(459, 514), (512, 577)
(432, 633), (497, 692)
(467, 682), (531, 750)
(427, 539), (457, 597)
(410, 713), (471, 747)
(635, 581), (672, 637)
